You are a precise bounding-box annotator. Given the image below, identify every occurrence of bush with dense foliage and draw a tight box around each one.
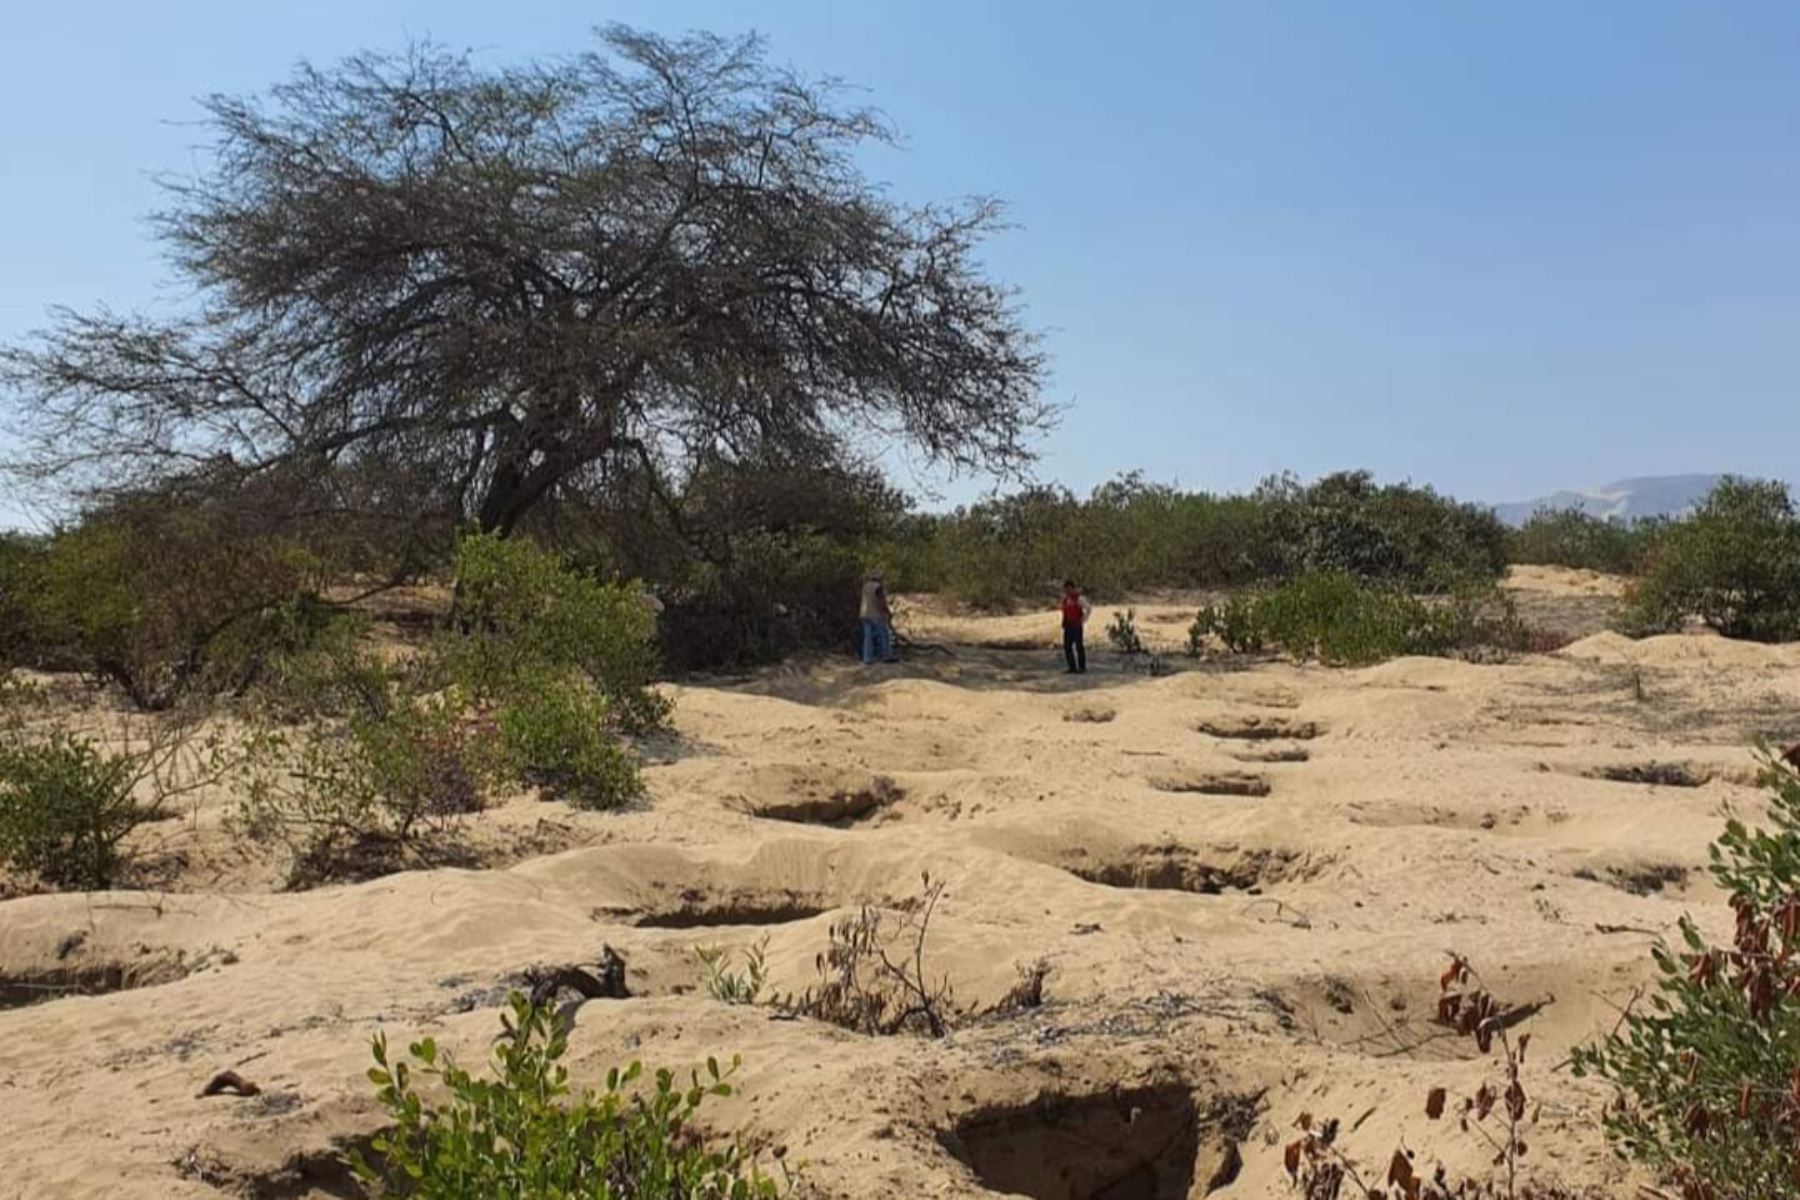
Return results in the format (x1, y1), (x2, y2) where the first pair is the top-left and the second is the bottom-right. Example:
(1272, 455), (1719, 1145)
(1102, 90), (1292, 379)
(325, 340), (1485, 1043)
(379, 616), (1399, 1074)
(354, 993), (787, 1198)
(0, 685), (225, 890)
(1507, 507), (1663, 575)
(239, 534), (663, 882)
(21, 498), (335, 709)
(445, 533), (668, 732)
(540, 455), (901, 671)
(1572, 750), (1800, 1199)
(1191, 571), (1524, 667)
(1258, 470), (1509, 590)
(1618, 478), (1800, 642)
(886, 470), (1508, 609)
(497, 685), (640, 811)
(0, 732), (148, 890)
(0, 533), (50, 668)
(238, 681), (505, 884)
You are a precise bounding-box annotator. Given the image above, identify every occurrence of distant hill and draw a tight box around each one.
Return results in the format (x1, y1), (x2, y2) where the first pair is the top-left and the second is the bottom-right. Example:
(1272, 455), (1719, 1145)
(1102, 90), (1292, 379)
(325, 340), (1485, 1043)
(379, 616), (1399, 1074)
(1492, 474), (1725, 527)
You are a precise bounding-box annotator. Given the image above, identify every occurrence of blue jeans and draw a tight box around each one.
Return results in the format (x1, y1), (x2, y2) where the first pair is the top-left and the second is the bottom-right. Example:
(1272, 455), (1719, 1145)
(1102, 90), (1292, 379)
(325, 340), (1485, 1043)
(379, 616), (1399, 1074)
(860, 618), (894, 664)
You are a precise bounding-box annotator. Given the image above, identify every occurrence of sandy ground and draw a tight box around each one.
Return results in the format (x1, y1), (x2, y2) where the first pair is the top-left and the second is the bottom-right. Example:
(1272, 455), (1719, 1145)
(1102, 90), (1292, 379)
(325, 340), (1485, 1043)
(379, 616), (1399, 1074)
(3, 567), (1798, 1199)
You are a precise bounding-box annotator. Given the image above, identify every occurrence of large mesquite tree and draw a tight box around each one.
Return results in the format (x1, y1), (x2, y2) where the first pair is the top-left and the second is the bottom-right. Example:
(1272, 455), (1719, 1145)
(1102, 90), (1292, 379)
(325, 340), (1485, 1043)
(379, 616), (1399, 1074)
(2, 27), (1047, 534)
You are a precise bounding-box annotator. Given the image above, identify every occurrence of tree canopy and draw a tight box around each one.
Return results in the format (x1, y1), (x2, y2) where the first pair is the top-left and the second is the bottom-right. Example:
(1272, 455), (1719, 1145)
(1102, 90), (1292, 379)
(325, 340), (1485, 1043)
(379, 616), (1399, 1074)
(2, 26), (1048, 534)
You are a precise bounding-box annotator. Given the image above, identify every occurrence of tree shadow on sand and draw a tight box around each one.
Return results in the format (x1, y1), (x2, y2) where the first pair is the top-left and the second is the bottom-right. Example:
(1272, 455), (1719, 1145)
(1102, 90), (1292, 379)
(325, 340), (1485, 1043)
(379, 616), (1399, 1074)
(685, 645), (1258, 709)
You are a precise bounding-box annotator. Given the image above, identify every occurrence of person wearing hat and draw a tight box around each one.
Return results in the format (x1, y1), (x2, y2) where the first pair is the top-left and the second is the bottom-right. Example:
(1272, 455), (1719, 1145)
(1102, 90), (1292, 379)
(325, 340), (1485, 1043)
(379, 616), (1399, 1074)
(859, 572), (897, 665)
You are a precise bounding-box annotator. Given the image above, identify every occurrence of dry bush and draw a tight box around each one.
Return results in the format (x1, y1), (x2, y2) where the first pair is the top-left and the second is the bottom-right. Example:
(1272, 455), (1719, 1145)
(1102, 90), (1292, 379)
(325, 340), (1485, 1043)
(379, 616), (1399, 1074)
(783, 874), (959, 1037)
(1283, 954), (1578, 1200)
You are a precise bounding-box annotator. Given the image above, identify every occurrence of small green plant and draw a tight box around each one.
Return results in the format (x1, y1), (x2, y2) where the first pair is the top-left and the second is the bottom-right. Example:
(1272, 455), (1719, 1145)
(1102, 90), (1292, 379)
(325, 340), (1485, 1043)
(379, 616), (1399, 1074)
(0, 717), (224, 890)
(1572, 748), (1800, 1199)
(0, 733), (143, 890)
(353, 992), (788, 1198)
(697, 937), (771, 1006)
(1106, 608), (1146, 656)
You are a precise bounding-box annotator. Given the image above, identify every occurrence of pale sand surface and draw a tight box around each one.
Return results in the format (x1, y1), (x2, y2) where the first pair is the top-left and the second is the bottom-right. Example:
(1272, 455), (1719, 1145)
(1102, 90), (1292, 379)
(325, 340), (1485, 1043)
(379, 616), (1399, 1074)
(3, 567), (1797, 1198)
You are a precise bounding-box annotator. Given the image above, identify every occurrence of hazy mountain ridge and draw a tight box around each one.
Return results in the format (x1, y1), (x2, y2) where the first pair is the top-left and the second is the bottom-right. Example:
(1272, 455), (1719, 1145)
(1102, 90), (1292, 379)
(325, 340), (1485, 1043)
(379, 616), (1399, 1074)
(1492, 473), (1725, 527)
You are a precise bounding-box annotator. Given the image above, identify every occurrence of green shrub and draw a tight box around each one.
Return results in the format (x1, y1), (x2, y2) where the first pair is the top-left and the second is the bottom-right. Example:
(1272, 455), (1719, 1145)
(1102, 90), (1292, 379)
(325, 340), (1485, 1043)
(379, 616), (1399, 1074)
(447, 532), (661, 807)
(655, 532), (864, 672)
(1508, 507), (1662, 574)
(1618, 478), (1800, 642)
(0, 732), (146, 890)
(243, 609), (388, 722)
(448, 533), (668, 732)
(354, 993), (786, 1198)
(1572, 752), (1800, 1198)
(1261, 572), (1439, 665)
(1193, 572), (1523, 667)
(498, 684), (640, 810)
(238, 534), (662, 881)
(543, 454), (904, 670)
(1194, 593), (1267, 655)
(0, 533), (51, 668)
(238, 686), (503, 885)
(885, 470), (1508, 609)
(1105, 608), (1146, 656)
(28, 502), (329, 710)
(1264, 470), (1509, 591)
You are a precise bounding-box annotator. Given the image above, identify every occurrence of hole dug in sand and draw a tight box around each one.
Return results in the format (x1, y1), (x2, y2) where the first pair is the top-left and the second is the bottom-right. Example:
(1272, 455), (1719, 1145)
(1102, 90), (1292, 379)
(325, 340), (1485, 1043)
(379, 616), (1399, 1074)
(733, 765), (905, 826)
(0, 955), (192, 1010)
(753, 775), (903, 826)
(1574, 860), (1690, 896)
(1146, 770), (1270, 798)
(623, 889), (829, 929)
(1067, 846), (1302, 895)
(178, 1135), (380, 1199)
(1586, 762), (1712, 788)
(1195, 716), (1322, 741)
(941, 1085), (1247, 1200)
(1231, 746), (1309, 764)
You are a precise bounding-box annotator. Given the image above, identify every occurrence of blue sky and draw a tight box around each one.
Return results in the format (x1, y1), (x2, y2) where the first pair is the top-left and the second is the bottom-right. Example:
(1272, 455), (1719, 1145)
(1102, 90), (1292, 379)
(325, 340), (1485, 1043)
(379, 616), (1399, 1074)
(4, 1), (1798, 527)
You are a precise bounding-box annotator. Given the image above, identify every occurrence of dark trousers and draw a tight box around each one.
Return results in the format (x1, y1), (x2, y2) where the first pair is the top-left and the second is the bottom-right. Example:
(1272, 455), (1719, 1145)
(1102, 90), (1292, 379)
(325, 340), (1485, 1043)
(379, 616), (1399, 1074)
(1063, 622), (1086, 673)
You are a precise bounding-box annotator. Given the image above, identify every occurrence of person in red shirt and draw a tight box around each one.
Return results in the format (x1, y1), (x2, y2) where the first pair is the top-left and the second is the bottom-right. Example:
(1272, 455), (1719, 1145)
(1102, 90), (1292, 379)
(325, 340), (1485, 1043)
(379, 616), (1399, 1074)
(1059, 579), (1091, 674)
